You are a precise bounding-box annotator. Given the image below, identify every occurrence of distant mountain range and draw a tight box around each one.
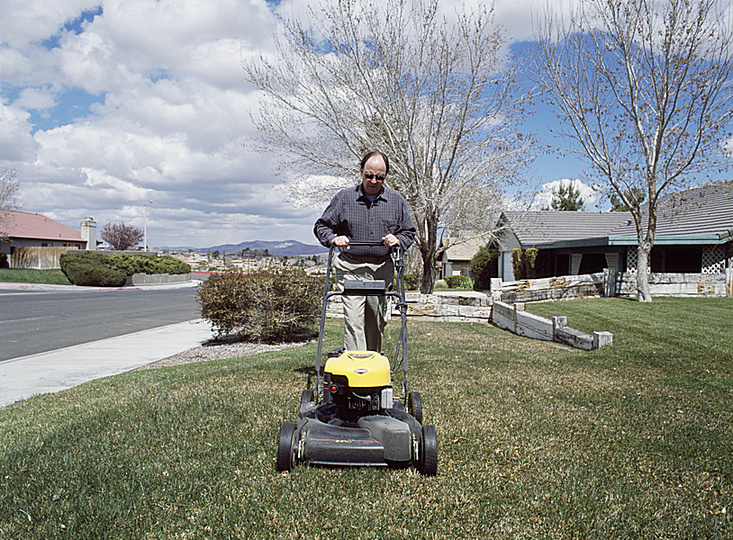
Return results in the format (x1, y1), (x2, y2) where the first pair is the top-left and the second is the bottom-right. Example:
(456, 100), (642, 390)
(195, 239), (327, 256)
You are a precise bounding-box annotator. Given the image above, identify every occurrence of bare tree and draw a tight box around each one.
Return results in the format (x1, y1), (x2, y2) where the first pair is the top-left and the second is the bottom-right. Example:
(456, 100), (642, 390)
(100, 222), (144, 251)
(244, 0), (532, 292)
(534, 0), (732, 301)
(0, 168), (20, 242)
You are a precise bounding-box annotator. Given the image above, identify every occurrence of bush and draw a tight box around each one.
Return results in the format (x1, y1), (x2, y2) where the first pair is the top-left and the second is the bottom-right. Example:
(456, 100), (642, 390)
(525, 247), (539, 279)
(445, 275), (472, 289)
(59, 252), (191, 286)
(510, 248), (540, 280)
(196, 268), (322, 342)
(402, 272), (421, 291)
(60, 258), (127, 287)
(0, 252), (8, 268)
(470, 246), (498, 290)
(512, 248), (525, 280)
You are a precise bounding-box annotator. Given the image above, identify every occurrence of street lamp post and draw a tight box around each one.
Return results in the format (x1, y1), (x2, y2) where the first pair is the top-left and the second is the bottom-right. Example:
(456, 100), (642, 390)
(144, 200), (154, 251)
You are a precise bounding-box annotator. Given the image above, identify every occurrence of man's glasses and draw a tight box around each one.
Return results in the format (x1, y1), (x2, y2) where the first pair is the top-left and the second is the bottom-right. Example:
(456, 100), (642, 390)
(364, 173), (386, 181)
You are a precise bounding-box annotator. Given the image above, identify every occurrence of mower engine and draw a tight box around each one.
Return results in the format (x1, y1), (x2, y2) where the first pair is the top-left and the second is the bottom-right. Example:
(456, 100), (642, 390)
(323, 351), (393, 415)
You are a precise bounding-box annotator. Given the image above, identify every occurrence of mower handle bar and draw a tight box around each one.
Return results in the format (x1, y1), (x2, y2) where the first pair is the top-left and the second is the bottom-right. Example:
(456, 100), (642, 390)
(315, 240), (408, 398)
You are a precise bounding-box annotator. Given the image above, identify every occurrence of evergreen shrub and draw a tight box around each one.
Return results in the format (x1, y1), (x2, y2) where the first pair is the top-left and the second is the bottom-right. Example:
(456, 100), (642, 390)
(445, 275), (472, 289)
(512, 248), (525, 280)
(59, 252), (191, 286)
(60, 257), (127, 287)
(469, 246), (498, 290)
(402, 272), (421, 291)
(525, 248), (539, 279)
(197, 268), (322, 342)
(509, 248), (539, 281)
(0, 252), (8, 268)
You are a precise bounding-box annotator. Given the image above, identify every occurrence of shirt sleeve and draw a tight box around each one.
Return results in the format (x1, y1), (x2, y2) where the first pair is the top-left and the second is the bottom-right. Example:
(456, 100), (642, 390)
(394, 196), (416, 250)
(313, 193), (341, 248)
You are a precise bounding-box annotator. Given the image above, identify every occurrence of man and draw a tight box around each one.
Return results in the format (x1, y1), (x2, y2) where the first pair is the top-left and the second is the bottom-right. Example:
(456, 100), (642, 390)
(314, 151), (416, 352)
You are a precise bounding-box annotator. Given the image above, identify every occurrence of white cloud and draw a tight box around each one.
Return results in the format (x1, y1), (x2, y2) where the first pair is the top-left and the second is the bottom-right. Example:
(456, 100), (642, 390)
(0, 0), (100, 47)
(529, 178), (604, 211)
(0, 0), (316, 247)
(1, 0), (727, 248)
(0, 103), (40, 162)
(15, 86), (58, 111)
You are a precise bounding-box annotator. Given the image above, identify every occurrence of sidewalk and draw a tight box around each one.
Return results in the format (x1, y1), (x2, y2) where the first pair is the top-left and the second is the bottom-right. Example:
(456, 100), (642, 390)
(0, 318), (213, 408)
(0, 279), (201, 292)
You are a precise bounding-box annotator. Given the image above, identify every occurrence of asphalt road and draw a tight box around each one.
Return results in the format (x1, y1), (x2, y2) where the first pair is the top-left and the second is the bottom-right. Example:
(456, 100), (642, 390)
(0, 285), (202, 362)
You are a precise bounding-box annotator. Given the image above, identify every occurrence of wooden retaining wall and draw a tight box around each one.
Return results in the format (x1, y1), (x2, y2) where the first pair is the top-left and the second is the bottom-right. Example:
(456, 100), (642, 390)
(491, 301), (612, 351)
(327, 292), (612, 350)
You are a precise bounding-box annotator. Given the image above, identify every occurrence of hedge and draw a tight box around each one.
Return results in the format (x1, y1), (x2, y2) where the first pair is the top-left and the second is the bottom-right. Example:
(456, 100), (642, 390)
(59, 252), (191, 287)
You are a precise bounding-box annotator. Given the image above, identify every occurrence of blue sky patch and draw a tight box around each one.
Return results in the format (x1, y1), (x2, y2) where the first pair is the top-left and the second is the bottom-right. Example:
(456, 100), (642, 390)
(41, 6), (103, 50)
(27, 88), (105, 133)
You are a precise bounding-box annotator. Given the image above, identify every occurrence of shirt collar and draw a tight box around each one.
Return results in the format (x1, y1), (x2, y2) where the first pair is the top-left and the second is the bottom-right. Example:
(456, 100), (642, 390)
(356, 183), (387, 201)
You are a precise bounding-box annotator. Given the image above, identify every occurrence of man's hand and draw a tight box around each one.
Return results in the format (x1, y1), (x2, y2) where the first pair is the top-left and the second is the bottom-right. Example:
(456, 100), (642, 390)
(382, 234), (399, 247)
(332, 236), (350, 249)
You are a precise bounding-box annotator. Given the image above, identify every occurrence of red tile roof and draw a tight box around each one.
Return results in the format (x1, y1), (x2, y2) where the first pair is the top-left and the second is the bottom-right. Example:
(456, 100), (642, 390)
(3, 210), (83, 242)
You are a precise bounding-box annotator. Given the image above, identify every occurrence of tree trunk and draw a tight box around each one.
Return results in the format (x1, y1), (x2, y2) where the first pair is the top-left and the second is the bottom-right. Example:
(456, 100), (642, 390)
(636, 240), (652, 302)
(417, 214), (439, 294)
(420, 252), (437, 294)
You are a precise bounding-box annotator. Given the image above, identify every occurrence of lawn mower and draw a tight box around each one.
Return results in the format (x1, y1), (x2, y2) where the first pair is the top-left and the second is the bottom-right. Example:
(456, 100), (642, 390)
(276, 241), (438, 475)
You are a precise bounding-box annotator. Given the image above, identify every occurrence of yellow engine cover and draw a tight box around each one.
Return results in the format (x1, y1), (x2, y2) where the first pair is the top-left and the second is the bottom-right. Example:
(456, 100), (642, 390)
(324, 351), (391, 388)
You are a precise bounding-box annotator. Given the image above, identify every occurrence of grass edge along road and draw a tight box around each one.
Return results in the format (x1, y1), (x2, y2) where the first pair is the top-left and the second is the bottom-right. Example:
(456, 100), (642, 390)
(1, 297), (731, 539)
(0, 268), (72, 285)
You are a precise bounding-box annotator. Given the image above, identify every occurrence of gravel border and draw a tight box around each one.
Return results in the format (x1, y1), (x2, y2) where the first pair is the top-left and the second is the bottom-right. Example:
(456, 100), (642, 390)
(138, 339), (311, 370)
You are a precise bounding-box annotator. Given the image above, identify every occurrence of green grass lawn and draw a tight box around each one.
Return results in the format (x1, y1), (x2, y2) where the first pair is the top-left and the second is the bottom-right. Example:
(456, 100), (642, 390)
(1, 297), (731, 538)
(0, 268), (72, 285)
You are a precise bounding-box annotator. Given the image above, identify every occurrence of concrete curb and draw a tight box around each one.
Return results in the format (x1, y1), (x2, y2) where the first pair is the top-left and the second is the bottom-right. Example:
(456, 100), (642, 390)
(0, 319), (213, 408)
(0, 280), (201, 292)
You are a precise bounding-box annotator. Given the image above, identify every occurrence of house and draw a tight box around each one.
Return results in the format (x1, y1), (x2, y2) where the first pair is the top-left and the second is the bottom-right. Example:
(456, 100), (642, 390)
(0, 211), (96, 268)
(440, 233), (494, 279)
(494, 211), (631, 280)
(493, 181), (732, 282)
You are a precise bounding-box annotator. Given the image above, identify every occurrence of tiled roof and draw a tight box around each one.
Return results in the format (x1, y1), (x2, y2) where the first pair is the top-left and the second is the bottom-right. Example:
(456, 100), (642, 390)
(610, 180), (733, 241)
(500, 211), (631, 246)
(2, 210), (83, 242)
(500, 180), (733, 247)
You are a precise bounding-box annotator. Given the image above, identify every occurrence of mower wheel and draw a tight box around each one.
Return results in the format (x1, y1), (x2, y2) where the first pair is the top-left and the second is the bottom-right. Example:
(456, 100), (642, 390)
(408, 391), (423, 424)
(300, 389), (314, 407)
(418, 424), (438, 476)
(276, 422), (297, 471)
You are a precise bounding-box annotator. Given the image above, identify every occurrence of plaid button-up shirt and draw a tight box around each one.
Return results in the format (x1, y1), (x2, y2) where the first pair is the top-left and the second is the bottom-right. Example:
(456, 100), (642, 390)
(314, 184), (416, 262)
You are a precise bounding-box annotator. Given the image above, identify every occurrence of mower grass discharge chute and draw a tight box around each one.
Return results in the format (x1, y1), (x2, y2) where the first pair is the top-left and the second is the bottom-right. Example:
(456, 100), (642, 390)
(276, 242), (438, 475)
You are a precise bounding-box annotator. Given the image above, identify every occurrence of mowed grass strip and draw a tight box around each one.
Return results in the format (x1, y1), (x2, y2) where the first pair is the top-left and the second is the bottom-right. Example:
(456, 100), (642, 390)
(1, 298), (731, 539)
(0, 268), (72, 285)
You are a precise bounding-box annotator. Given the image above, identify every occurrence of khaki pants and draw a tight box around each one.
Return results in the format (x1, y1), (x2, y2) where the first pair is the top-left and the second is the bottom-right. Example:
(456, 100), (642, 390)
(333, 253), (394, 352)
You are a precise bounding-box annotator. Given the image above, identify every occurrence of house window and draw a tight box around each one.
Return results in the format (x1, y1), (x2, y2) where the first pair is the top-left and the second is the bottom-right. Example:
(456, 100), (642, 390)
(554, 254), (570, 275)
(578, 253), (608, 274)
(650, 246), (702, 273)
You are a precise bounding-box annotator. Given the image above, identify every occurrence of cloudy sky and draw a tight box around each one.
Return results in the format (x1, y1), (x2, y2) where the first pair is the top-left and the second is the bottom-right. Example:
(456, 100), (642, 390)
(1, 0), (729, 248)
